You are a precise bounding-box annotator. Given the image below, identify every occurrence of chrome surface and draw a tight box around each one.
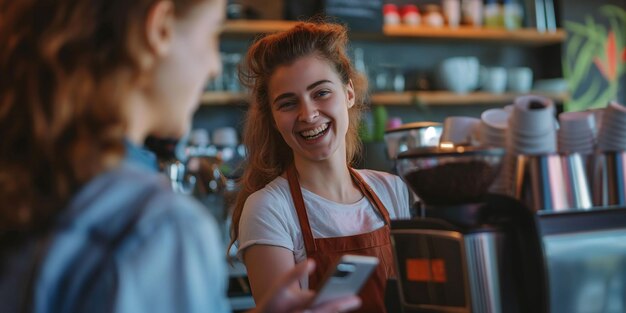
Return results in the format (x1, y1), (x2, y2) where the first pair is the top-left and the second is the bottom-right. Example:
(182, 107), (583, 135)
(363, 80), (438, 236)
(465, 232), (503, 313)
(384, 122), (442, 160)
(591, 151), (626, 207)
(543, 228), (626, 313)
(515, 153), (596, 211)
(561, 153), (593, 209)
(163, 160), (196, 195)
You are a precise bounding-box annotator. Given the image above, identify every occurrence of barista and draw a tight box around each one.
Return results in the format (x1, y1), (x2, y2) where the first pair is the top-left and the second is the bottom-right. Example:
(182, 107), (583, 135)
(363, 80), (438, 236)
(230, 22), (411, 313)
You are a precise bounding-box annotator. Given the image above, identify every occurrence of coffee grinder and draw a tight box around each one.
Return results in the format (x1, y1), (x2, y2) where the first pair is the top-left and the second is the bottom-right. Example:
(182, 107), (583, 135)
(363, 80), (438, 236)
(390, 145), (548, 313)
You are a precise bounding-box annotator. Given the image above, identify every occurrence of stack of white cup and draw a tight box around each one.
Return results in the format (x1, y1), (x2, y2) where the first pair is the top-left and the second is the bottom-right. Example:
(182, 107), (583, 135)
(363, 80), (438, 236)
(479, 108), (510, 148)
(506, 95), (558, 155)
(557, 111), (596, 155)
(597, 101), (626, 151)
(477, 108), (511, 194)
(501, 95), (557, 196)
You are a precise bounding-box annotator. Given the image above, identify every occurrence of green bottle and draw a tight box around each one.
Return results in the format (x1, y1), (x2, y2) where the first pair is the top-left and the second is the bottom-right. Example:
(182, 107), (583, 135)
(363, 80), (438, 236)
(372, 105), (388, 142)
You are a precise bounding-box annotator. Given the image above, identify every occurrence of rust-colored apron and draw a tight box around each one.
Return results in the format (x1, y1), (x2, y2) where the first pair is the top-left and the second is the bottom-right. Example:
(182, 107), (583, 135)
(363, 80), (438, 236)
(286, 165), (396, 313)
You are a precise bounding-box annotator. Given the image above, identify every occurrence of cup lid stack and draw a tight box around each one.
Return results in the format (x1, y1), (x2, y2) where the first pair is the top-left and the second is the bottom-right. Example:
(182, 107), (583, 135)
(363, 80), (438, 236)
(597, 101), (626, 152)
(479, 108), (510, 148)
(478, 108), (511, 195)
(506, 95), (558, 155)
(557, 111), (596, 155)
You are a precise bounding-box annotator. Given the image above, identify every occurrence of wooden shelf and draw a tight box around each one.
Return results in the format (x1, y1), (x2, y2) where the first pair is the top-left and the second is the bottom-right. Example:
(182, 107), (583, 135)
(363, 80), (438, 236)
(200, 91), (569, 107)
(383, 25), (565, 45)
(221, 20), (565, 46)
(221, 20), (296, 36)
(200, 91), (247, 105)
(371, 91), (569, 106)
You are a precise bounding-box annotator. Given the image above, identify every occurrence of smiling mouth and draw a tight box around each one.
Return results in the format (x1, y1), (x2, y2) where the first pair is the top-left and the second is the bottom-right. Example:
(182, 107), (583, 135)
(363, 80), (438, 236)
(299, 123), (330, 140)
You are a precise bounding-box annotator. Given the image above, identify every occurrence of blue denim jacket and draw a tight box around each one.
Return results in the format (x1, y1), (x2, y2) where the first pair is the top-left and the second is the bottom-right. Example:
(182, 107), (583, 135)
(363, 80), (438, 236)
(0, 142), (231, 313)
(124, 139), (159, 171)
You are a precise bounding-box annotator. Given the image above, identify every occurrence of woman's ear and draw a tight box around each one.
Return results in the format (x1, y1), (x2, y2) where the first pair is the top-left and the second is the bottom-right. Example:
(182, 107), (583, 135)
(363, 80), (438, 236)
(346, 79), (356, 108)
(144, 0), (176, 59)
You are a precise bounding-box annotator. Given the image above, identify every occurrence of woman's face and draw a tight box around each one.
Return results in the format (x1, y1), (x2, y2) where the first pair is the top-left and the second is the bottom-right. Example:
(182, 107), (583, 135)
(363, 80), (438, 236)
(148, 0), (224, 139)
(268, 55), (355, 164)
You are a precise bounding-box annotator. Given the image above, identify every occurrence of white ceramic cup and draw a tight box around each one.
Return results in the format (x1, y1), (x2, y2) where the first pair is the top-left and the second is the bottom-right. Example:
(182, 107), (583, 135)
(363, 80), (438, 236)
(481, 67), (507, 94)
(507, 67), (533, 93)
(190, 128), (210, 147)
(212, 127), (239, 147)
(440, 116), (480, 145)
(439, 57), (479, 94)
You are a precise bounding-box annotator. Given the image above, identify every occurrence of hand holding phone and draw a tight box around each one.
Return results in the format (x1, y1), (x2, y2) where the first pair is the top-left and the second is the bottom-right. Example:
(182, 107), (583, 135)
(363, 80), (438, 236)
(310, 255), (379, 307)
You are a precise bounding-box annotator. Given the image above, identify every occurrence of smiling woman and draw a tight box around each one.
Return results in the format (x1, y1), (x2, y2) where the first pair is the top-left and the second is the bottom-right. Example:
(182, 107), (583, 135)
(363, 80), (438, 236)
(269, 58), (355, 162)
(230, 22), (412, 313)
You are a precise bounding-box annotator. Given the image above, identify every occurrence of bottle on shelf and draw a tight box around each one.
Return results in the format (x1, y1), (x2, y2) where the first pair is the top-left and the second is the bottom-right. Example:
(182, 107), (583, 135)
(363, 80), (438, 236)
(401, 4), (421, 26)
(383, 4), (401, 26)
(423, 4), (445, 28)
(353, 47), (368, 82)
(503, 0), (523, 30)
(442, 0), (461, 28)
(483, 0), (503, 28)
(461, 0), (483, 27)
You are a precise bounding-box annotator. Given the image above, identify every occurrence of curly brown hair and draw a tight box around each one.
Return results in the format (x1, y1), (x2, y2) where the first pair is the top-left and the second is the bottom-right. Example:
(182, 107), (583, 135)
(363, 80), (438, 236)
(0, 0), (204, 234)
(229, 21), (368, 253)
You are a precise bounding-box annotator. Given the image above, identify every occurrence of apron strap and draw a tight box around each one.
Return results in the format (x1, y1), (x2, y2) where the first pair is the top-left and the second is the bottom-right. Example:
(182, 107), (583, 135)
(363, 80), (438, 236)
(349, 168), (392, 226)
(286, 164), (318, 253)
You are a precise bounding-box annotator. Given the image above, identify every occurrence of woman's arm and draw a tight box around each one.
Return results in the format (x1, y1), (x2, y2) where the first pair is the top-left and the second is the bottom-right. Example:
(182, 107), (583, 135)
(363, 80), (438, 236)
(251, 259), (361, 313)
(243, 245), (299, 302)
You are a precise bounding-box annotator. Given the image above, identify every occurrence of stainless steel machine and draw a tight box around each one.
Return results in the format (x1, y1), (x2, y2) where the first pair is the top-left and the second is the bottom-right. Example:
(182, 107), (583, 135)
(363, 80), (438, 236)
(390, 145), (626, 313)
(391, 195), (548, 313)
(391, 146), (548, 313)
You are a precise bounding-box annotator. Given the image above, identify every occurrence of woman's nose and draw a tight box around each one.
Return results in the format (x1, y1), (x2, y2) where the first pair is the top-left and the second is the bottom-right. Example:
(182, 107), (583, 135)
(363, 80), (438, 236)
(298, 101), (319, 123)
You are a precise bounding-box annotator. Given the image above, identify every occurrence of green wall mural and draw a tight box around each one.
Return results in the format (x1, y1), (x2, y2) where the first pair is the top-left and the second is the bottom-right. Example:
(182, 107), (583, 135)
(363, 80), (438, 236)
(563, 5), (626, 112)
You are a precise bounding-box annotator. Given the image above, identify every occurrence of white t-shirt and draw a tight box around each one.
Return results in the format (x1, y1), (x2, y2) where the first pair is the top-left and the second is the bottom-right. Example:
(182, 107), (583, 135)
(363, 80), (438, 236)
(237, 169), (411, 277)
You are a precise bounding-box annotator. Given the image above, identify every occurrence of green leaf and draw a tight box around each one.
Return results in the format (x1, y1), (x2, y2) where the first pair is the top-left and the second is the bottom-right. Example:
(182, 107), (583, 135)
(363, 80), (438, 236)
(568, 38), (601, 91)
(600, 5), (626, 23)
(578, 78), (602, 108)
(563, 35), (583, 83)
(594, 82), (619, 109)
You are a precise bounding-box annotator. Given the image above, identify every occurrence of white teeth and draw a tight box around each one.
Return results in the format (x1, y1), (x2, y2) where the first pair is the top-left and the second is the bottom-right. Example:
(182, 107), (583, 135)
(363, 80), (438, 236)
(300, 123), (329, 139)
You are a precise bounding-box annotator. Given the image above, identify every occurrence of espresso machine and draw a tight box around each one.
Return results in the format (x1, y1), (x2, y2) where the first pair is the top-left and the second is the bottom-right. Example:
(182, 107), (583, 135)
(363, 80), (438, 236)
(390, 146), (549, 313)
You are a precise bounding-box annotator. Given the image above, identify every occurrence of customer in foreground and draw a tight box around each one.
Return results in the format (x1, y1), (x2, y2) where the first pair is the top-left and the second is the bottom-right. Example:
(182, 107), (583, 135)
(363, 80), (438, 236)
(0, 0), (360, 312)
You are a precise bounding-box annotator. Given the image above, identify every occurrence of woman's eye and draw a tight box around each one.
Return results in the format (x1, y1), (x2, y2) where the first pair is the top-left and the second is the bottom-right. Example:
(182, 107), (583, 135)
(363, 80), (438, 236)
(315, 90), (331, 98)
(277, 101), (296, 110)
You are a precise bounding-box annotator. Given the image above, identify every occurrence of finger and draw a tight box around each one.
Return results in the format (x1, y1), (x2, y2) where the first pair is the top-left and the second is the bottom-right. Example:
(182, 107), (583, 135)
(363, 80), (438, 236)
(311, 295), (361, 313)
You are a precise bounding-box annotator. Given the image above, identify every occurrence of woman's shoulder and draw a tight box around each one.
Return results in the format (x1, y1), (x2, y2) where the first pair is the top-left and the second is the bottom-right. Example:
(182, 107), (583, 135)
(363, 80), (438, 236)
(40, 164), (225, 312)
(65, 163), (213, 238)
(354, 168), (404, 187)
(355, 168), (411, 218)
(245, 176), (292, 206)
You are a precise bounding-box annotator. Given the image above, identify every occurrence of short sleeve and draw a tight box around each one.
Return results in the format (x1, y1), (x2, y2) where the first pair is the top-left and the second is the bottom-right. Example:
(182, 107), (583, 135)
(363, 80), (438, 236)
(111, 198), (231, 313)
(237, 189), (295, 260)
(394, 175), (412, 219)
